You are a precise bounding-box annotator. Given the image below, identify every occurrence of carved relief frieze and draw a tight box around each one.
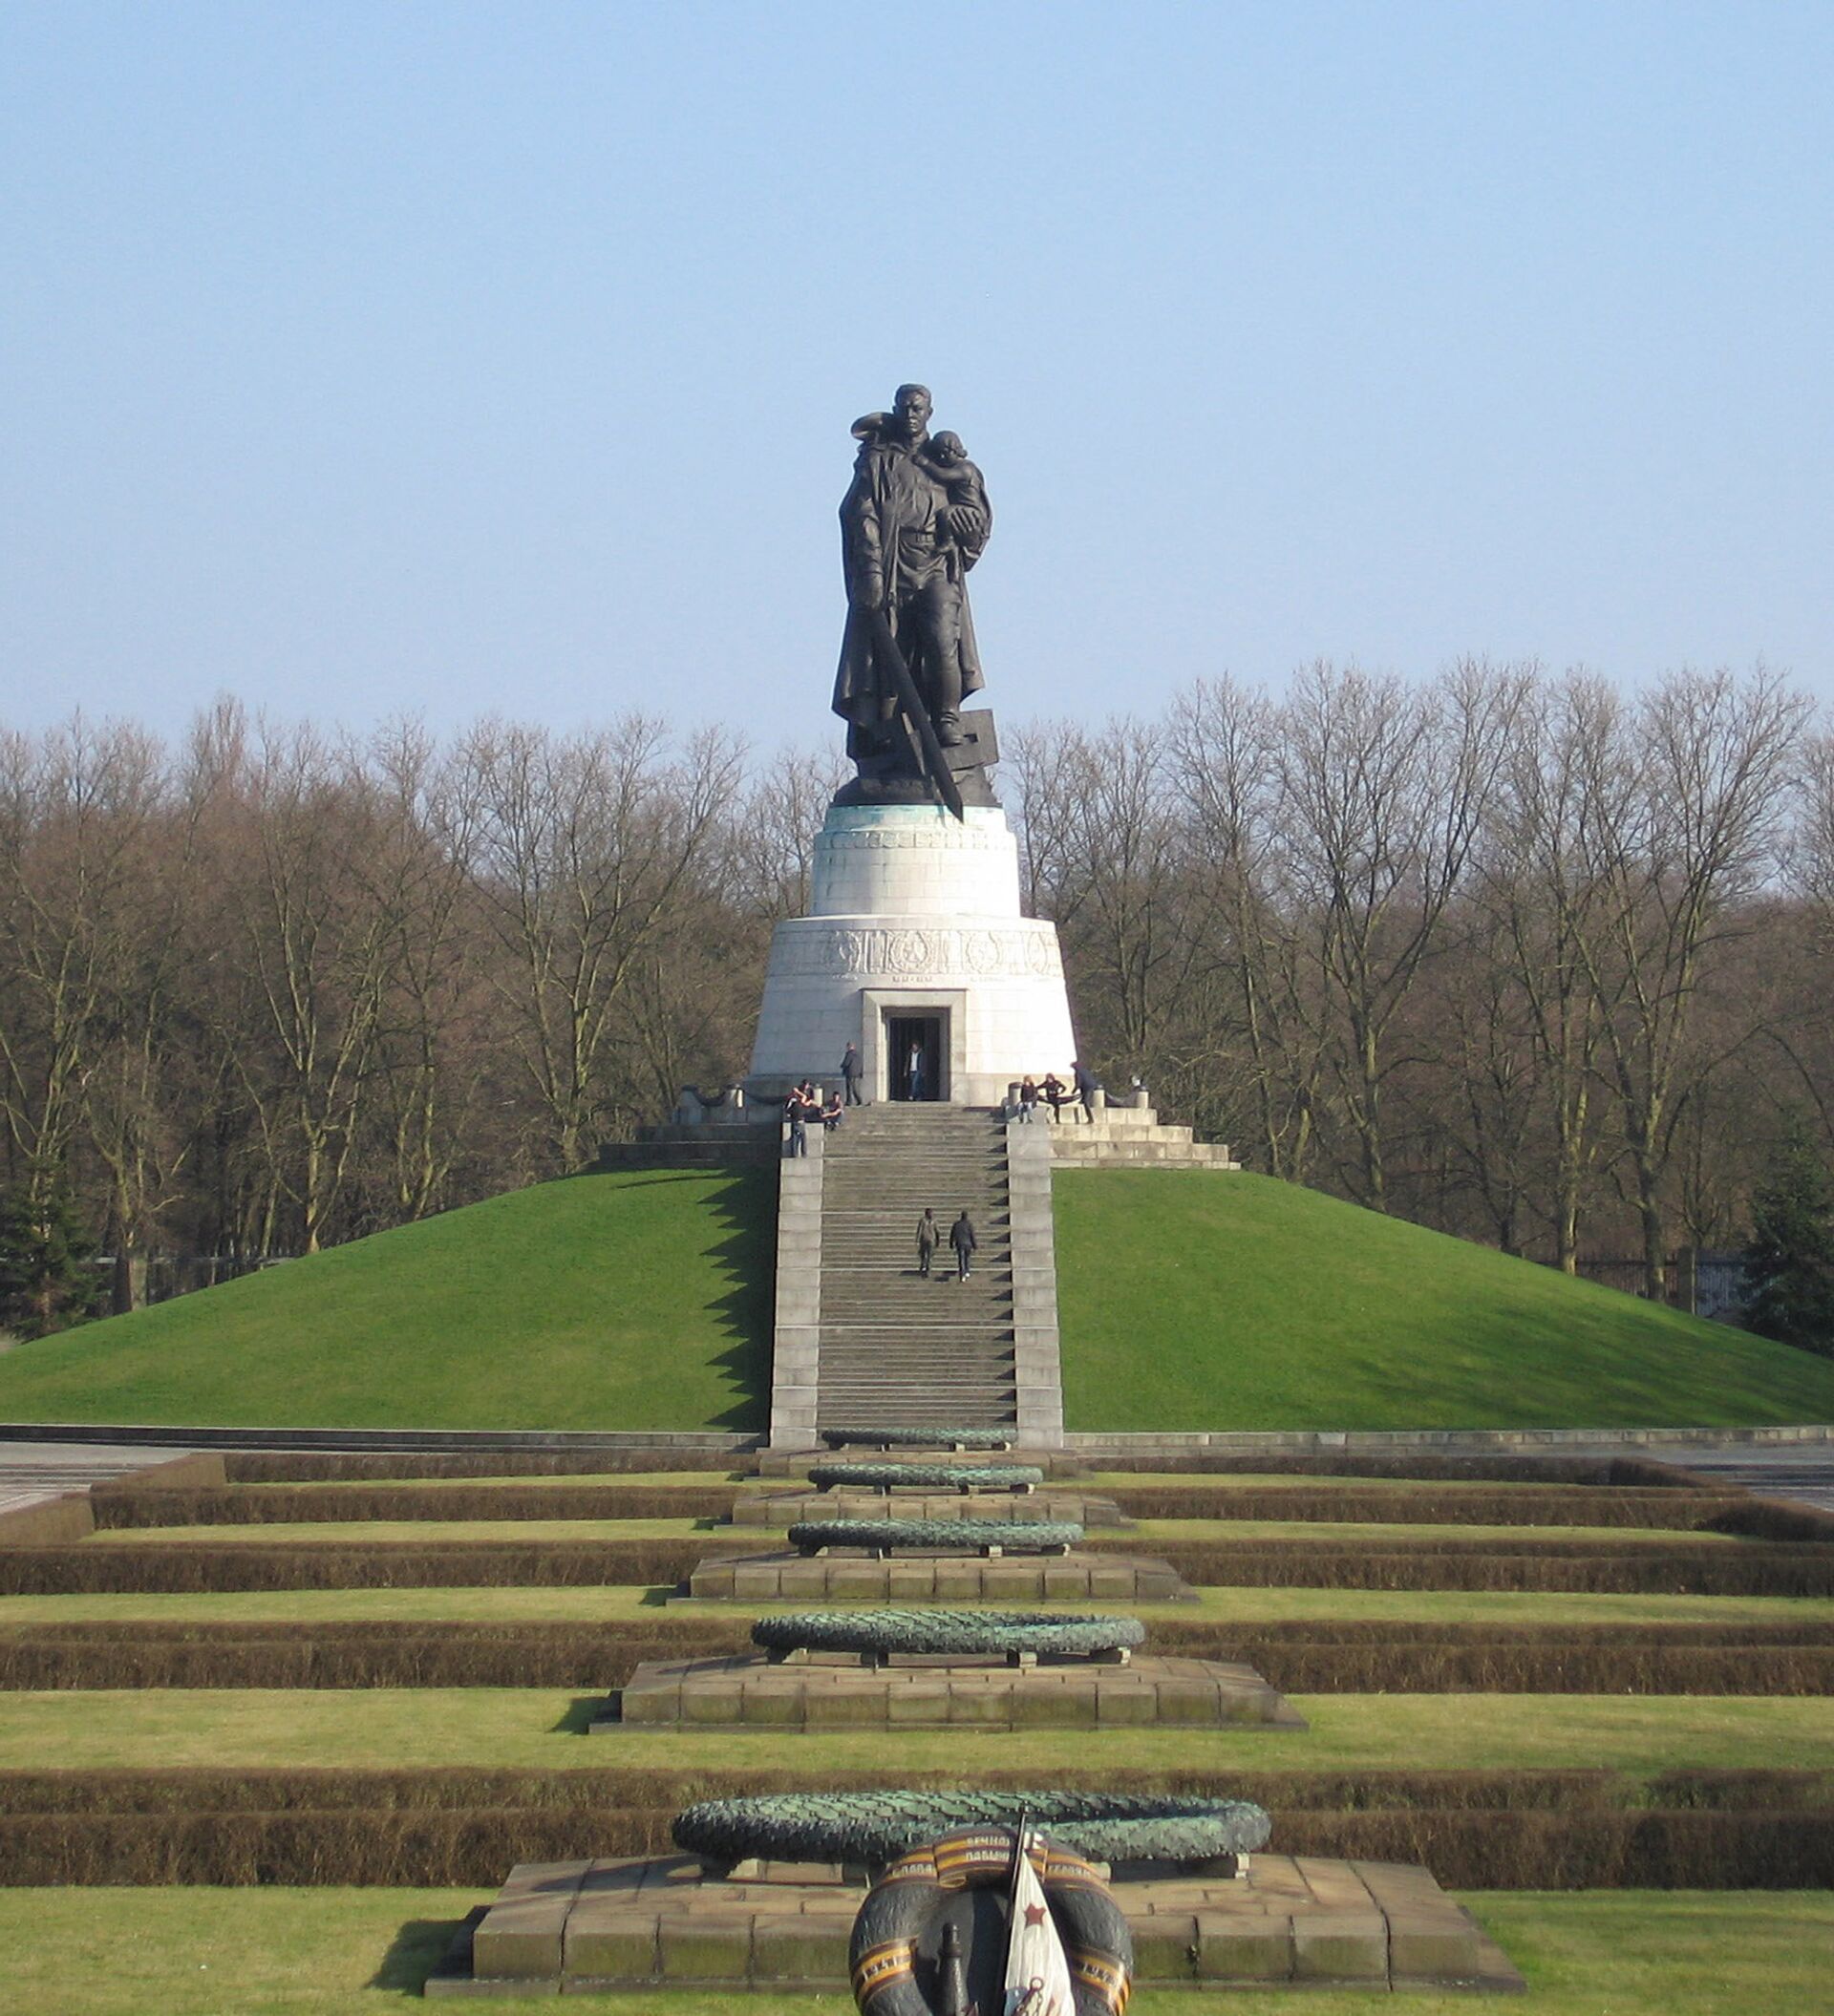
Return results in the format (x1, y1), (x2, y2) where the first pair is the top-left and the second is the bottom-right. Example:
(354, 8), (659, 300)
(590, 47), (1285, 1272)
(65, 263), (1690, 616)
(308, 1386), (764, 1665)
(770, 923), (1063, 982)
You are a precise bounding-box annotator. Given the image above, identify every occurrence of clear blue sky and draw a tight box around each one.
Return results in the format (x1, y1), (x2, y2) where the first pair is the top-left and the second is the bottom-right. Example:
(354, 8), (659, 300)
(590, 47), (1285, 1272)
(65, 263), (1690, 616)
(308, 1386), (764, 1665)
(4, 1), (1830, 742)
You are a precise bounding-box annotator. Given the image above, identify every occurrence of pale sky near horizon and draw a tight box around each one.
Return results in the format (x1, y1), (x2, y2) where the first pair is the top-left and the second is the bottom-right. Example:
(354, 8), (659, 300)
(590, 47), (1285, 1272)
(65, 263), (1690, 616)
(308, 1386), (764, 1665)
(3, 2), (1831, 748)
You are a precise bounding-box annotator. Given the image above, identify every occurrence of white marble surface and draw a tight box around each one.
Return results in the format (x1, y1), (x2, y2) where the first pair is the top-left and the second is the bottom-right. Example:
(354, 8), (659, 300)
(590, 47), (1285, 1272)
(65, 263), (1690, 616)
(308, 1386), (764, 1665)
(748, 803), (1078, 1105)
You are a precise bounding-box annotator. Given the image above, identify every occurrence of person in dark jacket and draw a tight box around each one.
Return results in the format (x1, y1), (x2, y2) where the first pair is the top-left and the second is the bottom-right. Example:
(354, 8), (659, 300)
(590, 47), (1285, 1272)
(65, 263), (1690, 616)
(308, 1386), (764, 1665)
(1073, 1059), (1099, 1124)
(949, 1210), (977, 1281)
(841, 1042), (864, 1105)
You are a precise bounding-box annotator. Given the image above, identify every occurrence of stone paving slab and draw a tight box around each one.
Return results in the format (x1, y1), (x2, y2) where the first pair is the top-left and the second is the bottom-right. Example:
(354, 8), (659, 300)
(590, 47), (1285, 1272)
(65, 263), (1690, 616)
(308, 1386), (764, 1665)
(428, 1852), (1523, 1995)
(682, 1547), (1194, 1602)
(731, 1486), (1129, 1527)
(602, 1651), (1305, 1731)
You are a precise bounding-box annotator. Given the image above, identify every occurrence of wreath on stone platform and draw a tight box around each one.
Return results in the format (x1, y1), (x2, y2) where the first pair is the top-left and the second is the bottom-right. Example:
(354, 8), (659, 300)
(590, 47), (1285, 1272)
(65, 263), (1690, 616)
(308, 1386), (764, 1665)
(821, 1427), (1016, 1451)
(751, 1610), (1145, 1660)
(807, 1462), (1045, 1494)
(789, 1518), (1084, 1556)
(673, 1789), (1271, 1870)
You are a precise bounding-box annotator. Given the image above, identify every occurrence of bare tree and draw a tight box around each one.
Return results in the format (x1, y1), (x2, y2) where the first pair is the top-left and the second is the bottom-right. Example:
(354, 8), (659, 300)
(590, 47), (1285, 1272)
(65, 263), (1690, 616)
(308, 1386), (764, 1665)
(464, 718), (744, 1171)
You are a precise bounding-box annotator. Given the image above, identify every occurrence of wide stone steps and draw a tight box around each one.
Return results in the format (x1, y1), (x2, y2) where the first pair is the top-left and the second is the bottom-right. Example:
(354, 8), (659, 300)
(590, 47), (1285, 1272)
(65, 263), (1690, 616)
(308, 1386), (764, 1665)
(807, 1106), (1018, 1429)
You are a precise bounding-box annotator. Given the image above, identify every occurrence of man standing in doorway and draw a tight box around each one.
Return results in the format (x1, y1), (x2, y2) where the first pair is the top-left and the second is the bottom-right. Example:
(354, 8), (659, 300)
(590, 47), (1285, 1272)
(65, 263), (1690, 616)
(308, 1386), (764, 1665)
(906, 1037), (926, 1102)
(949, 1209), (977, 1282)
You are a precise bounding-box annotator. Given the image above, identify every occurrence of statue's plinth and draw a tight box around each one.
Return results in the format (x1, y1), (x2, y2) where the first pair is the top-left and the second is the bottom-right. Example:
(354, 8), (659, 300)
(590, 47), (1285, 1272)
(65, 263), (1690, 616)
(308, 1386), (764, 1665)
(601, 1650), (1305, 1731)
(745, 791), (1077, 1108)
(682, 1548), (1193, 1602)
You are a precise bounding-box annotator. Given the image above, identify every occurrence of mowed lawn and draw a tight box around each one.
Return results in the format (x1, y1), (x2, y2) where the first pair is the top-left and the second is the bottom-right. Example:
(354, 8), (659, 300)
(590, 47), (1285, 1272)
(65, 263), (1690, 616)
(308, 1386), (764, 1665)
(1056, 1169), (1834, 1431)
(0, 1170), (774, 1432)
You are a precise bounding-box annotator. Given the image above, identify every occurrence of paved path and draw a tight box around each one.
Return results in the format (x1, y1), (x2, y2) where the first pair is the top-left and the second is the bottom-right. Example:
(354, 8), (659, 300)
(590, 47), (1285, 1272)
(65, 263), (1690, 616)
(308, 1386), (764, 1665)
(1658, 1444), (1834, 1515)
(0, 1440), (195, 1516)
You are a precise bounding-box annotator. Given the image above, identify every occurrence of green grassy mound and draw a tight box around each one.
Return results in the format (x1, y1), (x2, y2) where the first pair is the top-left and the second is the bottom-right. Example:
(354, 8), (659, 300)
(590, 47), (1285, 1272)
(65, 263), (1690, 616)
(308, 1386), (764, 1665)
(1056, 1170), (1834, 1432)
(0, 1170), (772, 1432)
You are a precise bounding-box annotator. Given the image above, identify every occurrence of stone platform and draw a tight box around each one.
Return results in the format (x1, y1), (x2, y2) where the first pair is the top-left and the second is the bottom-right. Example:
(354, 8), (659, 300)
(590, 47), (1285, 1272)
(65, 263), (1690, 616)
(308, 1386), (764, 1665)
(731, 1486), (1128, 1527)
(757, 1447), (1086, 1477)
(683, 1547), (1194, 1602)
(428, 1853), (1523, 1996)
(603, 1651), (1304, 1731)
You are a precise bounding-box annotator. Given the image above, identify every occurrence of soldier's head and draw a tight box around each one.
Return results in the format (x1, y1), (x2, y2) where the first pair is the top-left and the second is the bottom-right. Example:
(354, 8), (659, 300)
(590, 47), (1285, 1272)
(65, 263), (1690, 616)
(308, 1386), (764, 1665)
(891, 384), (932, 442)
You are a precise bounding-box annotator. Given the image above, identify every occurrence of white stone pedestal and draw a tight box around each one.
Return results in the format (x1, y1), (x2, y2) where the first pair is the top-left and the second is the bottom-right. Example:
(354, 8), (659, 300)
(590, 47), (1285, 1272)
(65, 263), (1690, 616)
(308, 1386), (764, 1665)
(746, 803), (1077, 1106)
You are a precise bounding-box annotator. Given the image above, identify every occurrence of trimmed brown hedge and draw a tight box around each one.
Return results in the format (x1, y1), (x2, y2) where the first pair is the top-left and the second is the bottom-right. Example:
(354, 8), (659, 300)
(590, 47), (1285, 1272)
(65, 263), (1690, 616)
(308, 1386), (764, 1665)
(0, 1537), (761, 1595)
(0, 1801), (1826, 1888)
(223, 1453), (752, 1482)
(2, 1616), (1828, 1693)
(90, 1484), (736, 1528)
(1106, 1486), (1753, 1528)
(1086, 1453), (1719, 1489)
(1092, 1536), (1834, 1598)
(8, 1764), (1823, 1815)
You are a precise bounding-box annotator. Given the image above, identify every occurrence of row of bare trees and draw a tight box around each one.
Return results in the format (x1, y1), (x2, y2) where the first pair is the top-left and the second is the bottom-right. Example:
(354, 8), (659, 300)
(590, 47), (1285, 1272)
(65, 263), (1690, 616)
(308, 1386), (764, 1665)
(0, 705), (821, 1291)
(1013, 663), (1834, 1294)
(4, 665), (1832, 1307)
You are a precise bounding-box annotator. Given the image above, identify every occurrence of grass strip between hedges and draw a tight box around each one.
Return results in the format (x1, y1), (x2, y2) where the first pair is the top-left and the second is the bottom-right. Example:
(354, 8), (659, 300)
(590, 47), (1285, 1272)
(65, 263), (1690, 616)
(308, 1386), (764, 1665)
(0, 1688), (1825, 1772)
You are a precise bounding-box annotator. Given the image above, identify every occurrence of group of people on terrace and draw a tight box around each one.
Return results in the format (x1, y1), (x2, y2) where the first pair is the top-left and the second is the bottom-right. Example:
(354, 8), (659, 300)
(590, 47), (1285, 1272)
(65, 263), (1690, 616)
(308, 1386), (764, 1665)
(1013, 1061), (1100, 1125)
(781, 1079), (843, 1157)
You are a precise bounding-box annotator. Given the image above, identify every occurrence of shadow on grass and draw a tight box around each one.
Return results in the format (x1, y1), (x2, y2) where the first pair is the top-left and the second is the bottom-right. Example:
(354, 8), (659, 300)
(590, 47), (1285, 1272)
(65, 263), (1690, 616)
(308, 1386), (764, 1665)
(551, 1693), (608, 1734)
(370, 1908), (480, 1993)
(566, 1163), (776, 1432)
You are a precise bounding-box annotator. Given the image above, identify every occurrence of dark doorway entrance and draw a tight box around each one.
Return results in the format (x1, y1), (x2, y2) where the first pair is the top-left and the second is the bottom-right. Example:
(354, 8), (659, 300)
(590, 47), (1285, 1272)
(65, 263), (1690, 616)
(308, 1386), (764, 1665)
(886, 1012), (946, 1101)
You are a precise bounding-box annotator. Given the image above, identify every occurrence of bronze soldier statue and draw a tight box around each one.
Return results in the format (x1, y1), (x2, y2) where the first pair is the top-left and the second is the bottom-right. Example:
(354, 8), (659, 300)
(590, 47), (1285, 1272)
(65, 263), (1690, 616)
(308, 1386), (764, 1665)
(831, 385), (996, 816)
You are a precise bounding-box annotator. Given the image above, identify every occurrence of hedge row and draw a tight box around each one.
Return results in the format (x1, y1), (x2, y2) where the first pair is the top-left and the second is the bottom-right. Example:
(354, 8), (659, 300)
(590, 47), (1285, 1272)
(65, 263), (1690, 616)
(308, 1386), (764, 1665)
(0, 1804), (1825, 1888)
(1084, 1454), (1717, 1489)
(223, 1453), (750, 1483)
(1093, 1538), (1834, 1598)
(6, 1532), (1827, 1596)
(0, 1539), (750, 1595)
(2, 1620), (1828, 1693)
(4, 1765), (1823, 1815)
(90, 1484), (735, 1528)
(1104, 1486), (1753, 1529)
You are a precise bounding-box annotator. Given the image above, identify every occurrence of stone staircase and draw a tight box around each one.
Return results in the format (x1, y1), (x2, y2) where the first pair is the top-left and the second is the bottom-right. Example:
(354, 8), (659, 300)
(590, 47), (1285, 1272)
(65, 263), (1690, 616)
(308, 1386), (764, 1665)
(813, 1105), (1018, 1432)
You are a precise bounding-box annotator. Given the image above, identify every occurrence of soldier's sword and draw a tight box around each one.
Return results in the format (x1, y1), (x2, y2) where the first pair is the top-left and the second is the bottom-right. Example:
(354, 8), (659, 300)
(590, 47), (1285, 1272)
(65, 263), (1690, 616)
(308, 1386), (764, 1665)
(864, 605), (967, 822)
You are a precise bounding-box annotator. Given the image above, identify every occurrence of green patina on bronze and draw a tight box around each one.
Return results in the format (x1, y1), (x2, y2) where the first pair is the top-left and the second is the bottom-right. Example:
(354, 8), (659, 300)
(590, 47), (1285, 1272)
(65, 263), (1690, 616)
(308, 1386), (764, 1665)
(788, 1517), (1084, 1555)
(673, 1789), (1272, 1868)
(807, 1462), (1045, 1493)
(750, 1609), (1146, 1659)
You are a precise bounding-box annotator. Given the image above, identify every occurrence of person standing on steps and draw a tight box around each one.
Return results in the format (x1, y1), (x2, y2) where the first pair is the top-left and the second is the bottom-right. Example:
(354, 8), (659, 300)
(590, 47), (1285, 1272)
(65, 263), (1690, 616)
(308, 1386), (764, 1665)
(841, 1041), (864, 1105)
(916, 1206), (939, 1278)
(949, 1208), (977, 1282)
(906, 1037), (926, 1102)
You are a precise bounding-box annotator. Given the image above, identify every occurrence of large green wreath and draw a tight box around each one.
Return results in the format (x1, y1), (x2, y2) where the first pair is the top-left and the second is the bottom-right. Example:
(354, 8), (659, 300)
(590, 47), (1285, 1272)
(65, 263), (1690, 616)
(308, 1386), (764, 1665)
(788, 1517), (1083, 1555)
(751, 1609), (1145, 1660)
(807, 1462), (1045, 1493)
(821, 1427), (1016, 1450)
(674, 1790), (1271, 1869)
